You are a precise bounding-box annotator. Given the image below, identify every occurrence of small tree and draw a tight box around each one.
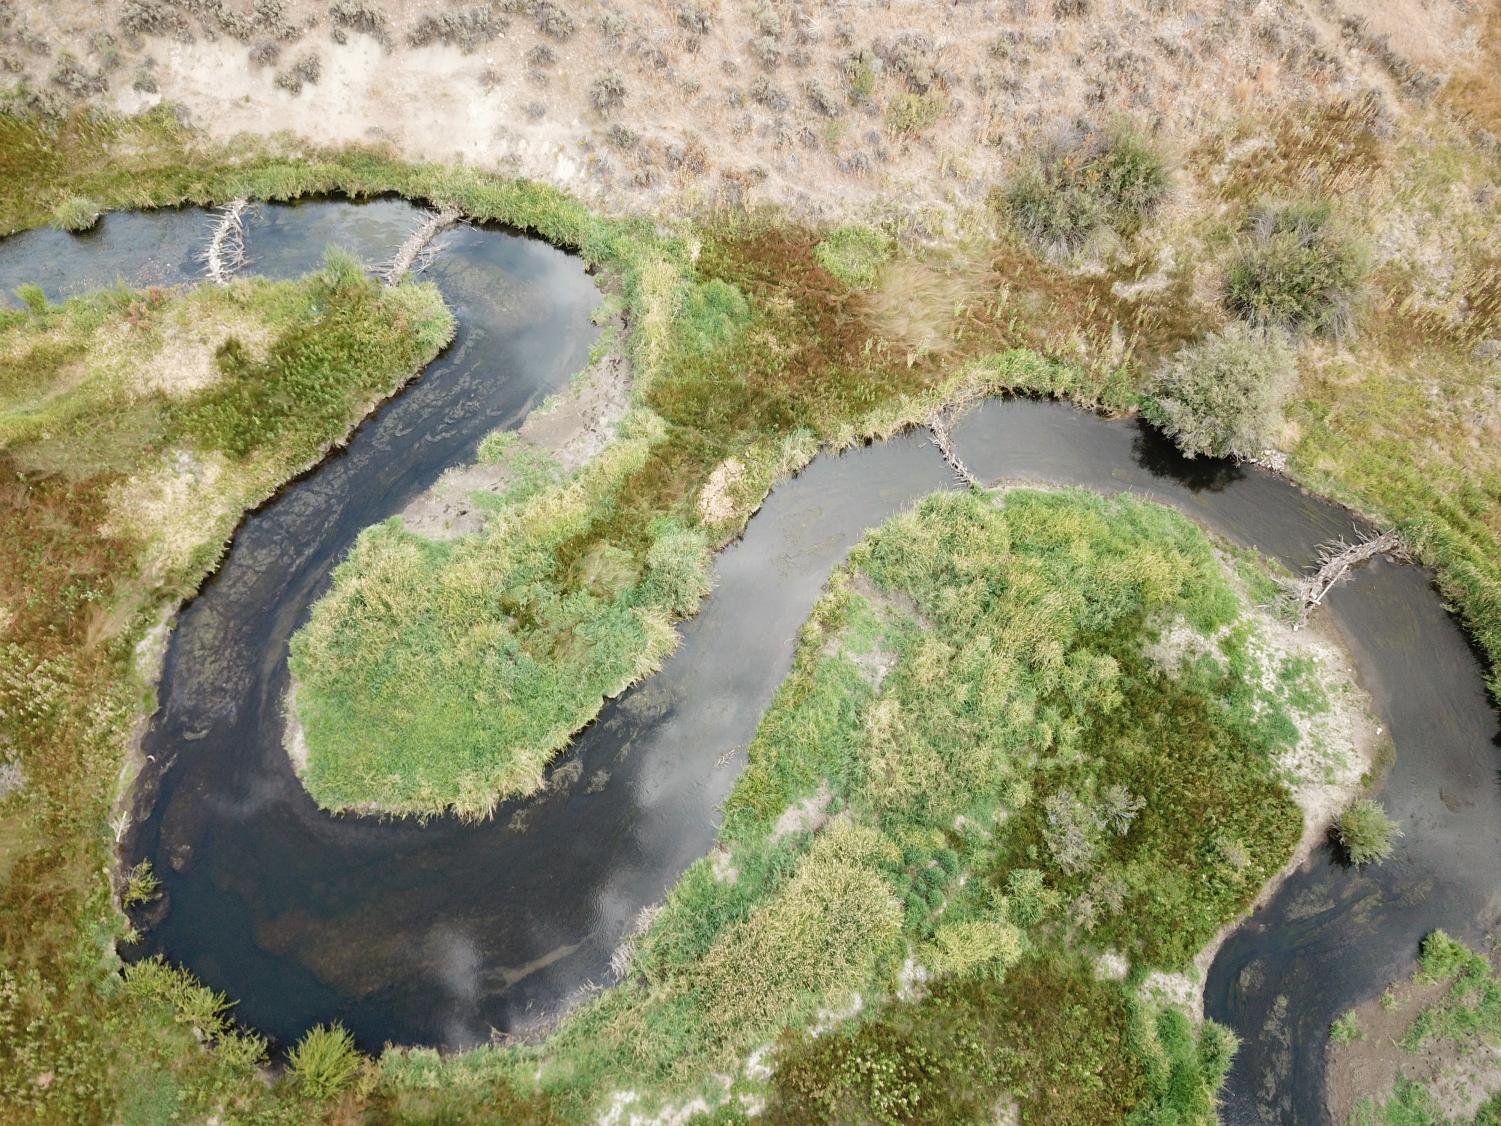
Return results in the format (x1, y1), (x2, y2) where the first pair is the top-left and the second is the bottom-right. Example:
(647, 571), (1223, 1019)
(1335, 798), (1401, 866)
(1224, 200), (1365, 337)
(1145, 325), (1296, 460)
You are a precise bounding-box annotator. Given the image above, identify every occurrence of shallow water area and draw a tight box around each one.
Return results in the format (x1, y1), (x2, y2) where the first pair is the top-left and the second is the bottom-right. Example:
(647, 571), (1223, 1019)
(2, 202), (1497, 1124)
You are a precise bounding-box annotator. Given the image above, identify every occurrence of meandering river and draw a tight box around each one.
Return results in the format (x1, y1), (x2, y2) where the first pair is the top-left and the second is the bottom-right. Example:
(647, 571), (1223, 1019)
(3, 202), (1496, 1124)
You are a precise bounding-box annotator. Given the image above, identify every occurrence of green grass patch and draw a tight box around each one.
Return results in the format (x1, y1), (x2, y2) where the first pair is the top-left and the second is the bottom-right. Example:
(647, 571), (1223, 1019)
(812, 225), (894, 290)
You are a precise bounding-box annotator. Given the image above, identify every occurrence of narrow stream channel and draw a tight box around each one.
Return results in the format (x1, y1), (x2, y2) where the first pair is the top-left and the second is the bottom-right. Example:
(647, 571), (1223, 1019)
(3, 203), (1497, 1124)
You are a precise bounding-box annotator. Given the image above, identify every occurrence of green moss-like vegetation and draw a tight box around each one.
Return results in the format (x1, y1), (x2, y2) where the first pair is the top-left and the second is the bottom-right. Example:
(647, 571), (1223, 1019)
(0, 266), (453, 1120)
(812, 224), (894, 290)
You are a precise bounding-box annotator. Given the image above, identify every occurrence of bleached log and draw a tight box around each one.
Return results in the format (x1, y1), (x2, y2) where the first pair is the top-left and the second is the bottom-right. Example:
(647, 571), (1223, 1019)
(380, 205), (463, 286)
(928, 408), (981, 489)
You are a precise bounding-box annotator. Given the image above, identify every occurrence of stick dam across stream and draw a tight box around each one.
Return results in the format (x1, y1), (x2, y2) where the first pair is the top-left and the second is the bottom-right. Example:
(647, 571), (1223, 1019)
(3, 199), (1497, 1124)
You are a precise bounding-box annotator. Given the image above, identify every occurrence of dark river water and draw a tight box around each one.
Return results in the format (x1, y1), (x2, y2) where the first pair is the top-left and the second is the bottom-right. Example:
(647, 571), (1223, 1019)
(2, 202), (1496, 1124)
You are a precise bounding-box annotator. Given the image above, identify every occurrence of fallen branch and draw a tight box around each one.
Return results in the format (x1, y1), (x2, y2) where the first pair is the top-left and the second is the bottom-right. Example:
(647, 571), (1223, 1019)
(1293, 529), (1408, 626)
(380, 204), (463, 285)
(200, 199), (248, 286)
(928, 407), (981, 489)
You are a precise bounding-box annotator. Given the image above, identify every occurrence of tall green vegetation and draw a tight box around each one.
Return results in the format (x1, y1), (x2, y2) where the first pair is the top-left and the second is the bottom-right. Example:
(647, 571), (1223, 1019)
(1005, 126), (1169, 256)
(49, 194), (100, 231)
(437, 488), (1324, 1120)
(1224, 200), (1366, 337)
(1146, 325), (1297, 459)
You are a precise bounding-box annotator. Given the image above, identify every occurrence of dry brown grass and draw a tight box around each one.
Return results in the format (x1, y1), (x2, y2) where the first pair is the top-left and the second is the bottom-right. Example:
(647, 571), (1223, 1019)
(1441, 0), (1501, 134)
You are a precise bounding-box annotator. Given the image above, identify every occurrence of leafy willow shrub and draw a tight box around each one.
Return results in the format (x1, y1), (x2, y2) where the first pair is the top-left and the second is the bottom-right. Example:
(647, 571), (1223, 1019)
(1224, 200), (1365, 337)
(1335, 797), (1400, 865)
(1144, 324), (1296, 459)
(812, 225), (894, 290)
(1005, 127), (1168, 255)
(290, 1024), (362, 1100)
(50, 195), (101, 232)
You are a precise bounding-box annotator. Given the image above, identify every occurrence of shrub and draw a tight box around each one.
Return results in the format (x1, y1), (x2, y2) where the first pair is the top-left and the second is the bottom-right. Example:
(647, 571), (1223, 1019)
(803, 78), (843, 118)
(750, 75), (789, 111)
(1224, 200), (1365, 337)
(50, 195), (101, 232)
(1335, 798), (1400, 865)
(1005, 126), (1168, 255)
(289, 1023), (363, 1099)
(676, 2), (713, 34)
(588, 72), (626, 114)
(406, 8), (506, 51)
(813, 225), (893, 290)
(121, 859), (161, 906)
(885, 90), (945, 135)
(328, 1), (390, 47)
(1144, 325), (1296, 460)
(274, 52), (322, 93)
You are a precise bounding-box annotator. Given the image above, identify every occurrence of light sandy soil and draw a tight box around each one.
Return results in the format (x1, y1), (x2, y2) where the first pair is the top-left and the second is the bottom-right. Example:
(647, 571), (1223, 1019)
(1326, 946), (1501, 1123)
(2, 1), (1493, 230)
(399, 335), (632, 538)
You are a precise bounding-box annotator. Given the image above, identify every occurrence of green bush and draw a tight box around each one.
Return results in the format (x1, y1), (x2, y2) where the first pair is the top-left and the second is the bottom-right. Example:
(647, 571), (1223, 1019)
(1144, 325), (1296, 459)
(885, 91), (945, 135)
(1005, 127), (1168, 255)
(50, 195), (101, 232)
(289, 1024), (363, 1100)
(1335, 798), (1401, 865)
(1224, 201), (1365, 337)
(813, 225), (894, 290)
(1329, 1009), (1363, 1043)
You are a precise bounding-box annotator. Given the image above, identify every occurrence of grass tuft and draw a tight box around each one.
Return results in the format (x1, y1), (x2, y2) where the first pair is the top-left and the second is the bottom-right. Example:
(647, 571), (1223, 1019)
(50, 195), (101, 232)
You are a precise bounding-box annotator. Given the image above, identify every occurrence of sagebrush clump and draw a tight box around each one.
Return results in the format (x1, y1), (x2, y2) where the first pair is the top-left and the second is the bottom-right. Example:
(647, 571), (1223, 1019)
(1145, 325), (1296, 460)
(1005, 126), (1168, 255)
(1224, 200), (1365, 338)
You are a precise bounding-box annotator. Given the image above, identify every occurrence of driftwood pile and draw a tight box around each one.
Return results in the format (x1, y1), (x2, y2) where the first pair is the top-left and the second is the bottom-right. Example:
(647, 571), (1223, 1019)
(1293, 529), (1408, 626)
(201, 199), (248, 286)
